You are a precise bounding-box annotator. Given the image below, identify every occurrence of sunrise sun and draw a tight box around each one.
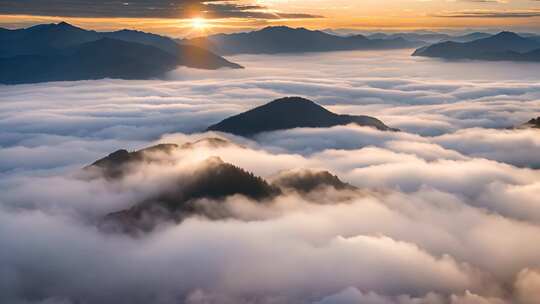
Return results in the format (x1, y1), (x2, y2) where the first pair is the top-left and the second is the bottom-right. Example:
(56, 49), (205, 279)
(191, 17), (207, 30)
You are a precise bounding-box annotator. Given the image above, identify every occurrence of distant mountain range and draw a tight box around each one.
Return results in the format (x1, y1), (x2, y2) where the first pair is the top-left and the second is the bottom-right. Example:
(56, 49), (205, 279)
(367, 32), (492, 44)
(88, 138), (354, 234)
(413, 31), (540, 62)
(183, 26), (424, 55)
(207, 96), (398, 136)
(0, 22), (241, 84)
(4, 22), (538, 84)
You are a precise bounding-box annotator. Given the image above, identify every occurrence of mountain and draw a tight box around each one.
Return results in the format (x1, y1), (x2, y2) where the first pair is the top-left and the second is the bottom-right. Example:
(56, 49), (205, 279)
(101, 29), (180, 55)
(367, 32), (450, 44)
(88, 138), (355, 234)
(89, 143), (180, 178)
(1, 21), (183, 57)
(520, 117), (540, 129)
(207, 96), (398, 136)
(87, 138), (242, 178)
(271, 169), (356, 193)
(0, 38), (179, 84)
(447, 32), (492, 43)
(183, 26), (423, 55)
(100, 156), (281, 234)
(520, 34), (540, 42)
(413, 31), (540, 62)
(0, 22), (100, 58)
(0, 22), (242, 84)
(528, 117), (540, 128)
(366, 32), (491, 44)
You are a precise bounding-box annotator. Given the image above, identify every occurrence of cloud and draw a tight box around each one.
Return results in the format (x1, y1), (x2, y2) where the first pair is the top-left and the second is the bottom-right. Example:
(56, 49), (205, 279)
(2, 133), (540, 300)
(434, 9), (540, 18)
(515, 268), (540, 304)
(316, 288), (511, 304)
(0, 0), (323, 20)
(1, 49), (540, 303)
(459, 0), (507, 3)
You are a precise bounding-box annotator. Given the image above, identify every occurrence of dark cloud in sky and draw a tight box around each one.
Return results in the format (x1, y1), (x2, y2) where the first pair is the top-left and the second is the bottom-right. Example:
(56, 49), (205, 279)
(435, 9), (540, 18)
(0, 0), (323, 19)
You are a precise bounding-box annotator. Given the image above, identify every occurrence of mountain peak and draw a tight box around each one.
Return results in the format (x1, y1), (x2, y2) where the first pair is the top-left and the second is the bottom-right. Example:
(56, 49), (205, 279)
(54, 21), (82, 30)
(492, 31), (523, 40)
(267, 96), (319, 106)
(207, 96), (396, 136)
(26, 21), (84, 32)
(252, 96), (331, 115)
(413, 30), (540, 61)
(271, 169), (357, 193)
(259, 26), (304, 33)
(527, 117), (540, 128)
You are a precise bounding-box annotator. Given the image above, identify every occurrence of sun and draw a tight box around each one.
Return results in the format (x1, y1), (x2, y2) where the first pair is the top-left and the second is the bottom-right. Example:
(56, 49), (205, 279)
(191, 17), (207, 30)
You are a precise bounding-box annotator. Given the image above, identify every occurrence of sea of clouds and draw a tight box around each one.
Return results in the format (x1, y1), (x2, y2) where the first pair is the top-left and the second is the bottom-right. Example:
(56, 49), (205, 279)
(1, 49), (539, 304)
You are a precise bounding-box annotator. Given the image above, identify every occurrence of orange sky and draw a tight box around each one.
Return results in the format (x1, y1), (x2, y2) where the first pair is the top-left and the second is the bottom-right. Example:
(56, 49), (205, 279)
(1, 0), (540, 36)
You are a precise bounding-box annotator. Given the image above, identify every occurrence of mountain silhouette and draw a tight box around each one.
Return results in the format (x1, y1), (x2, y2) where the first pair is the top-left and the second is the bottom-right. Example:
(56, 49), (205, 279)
(207, 97), (398, 136)
(367, 32), (448, 44)
(0, 22), (99, 57)
(413, 31), (540, 62)
(522, 117), (540, 129)
(87, 139), (356, 234)
(0, 22), (242, 84)
(0, 38), (225, 84)
(1, 21), (194, 57)
(439, 32), (492, 43)
(271, 169), (356, 193)
(530, 117), (540, 128)
(184, 26), (423, 55)
(366, 32), (492, 45)
(87, 138), (244, 179)
(100, 156), (282, 234)
(89, 143), (180, 178)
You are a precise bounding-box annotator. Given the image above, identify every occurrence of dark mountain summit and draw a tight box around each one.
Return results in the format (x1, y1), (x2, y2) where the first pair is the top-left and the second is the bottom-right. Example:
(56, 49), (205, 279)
(413, 31), (540, 62)
(89, 143), (179, 178)
(184, 26), (423, 55)
(444, 32), (492, 43)
(1, 21), (188, 57)
(530, 117), (540, 128)
(367, 32), (449, 44)
(366, 32), (491, 44)
(207, 97), (398, 136)
(0, 22), (241, 84)
(0, 38), (180, 84)
(0, 22), (99, 57)
(520, 117), (540, 129)
(271, 169), (356, 193)
(100, 156), (282, 234)
(89, 139), (356, 234)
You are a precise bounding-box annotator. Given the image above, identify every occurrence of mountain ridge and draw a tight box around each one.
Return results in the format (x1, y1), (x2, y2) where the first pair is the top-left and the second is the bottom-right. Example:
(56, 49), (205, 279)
(183, 26), (424, 55)
(0, 22), (242, 84)
(207, 97), (398, 136)
(88, 139), (356, 234)
(412, 31), (540, 62)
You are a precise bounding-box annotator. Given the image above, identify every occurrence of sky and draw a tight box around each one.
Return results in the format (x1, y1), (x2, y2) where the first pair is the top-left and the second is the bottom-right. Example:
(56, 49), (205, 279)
(1, 50), (540, 303)
(1, 0), (540, 36)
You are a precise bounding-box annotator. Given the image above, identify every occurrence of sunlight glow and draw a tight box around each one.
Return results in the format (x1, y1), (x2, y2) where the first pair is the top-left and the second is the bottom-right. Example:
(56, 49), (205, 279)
(191, 17), (207, 30)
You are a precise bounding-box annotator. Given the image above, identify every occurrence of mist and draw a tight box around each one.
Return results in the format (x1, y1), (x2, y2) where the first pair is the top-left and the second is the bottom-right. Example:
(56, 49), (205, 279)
(1, 49), (539, 304)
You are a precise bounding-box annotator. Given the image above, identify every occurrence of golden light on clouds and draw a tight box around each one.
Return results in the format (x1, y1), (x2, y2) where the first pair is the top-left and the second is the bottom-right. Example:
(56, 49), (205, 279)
(1, 0), (540, 36)
(191, 17), (208, 30)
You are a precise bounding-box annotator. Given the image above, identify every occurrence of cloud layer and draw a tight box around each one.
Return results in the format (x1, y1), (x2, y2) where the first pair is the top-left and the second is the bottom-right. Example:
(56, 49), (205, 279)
(0, 0), (322, 20)
(0, 49), (539, 303)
